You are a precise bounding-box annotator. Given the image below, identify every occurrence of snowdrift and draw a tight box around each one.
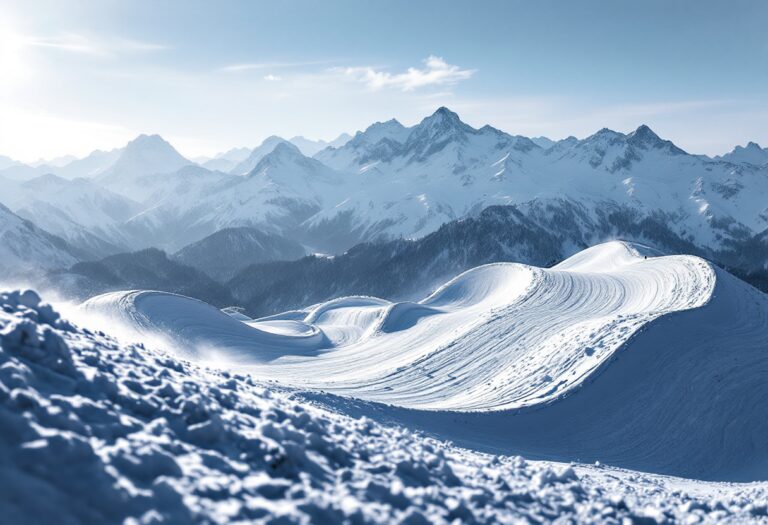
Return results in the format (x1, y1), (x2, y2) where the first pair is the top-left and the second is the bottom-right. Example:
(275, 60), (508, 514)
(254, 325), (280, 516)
(81, 241), (768, 480)
(7, 289), (768, 523)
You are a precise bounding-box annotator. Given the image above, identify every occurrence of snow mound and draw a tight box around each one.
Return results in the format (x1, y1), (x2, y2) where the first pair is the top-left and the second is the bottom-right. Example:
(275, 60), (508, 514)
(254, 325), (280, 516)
(10, 289), (768, 523)
(80, 241), (768, 480)
(81, 241), (712, 411)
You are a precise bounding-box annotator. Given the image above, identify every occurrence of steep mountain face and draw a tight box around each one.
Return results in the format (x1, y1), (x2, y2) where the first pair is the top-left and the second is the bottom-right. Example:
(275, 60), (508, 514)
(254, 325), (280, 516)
(229, 136), (291, 175)
(0, 174), (139, 259)
(174, 226), (306, 281)
(0, 203), (79, 277)
(716, 142), (768, 166)
(95, 134), (193, 199)
(48, 248), (235, 307)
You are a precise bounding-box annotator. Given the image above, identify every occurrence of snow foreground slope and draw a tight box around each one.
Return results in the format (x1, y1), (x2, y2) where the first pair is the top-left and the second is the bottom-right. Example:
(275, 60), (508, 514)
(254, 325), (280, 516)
(81, 241), (768, 481)
(9, 292), (768, 523)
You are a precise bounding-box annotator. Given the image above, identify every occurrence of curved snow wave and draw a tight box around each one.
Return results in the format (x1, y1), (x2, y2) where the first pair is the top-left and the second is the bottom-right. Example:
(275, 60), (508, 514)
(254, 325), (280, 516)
(347, 264), (768, 481)
(79, 241), (768, 479)
(82, 241), (715, 411)
(81, 290), (327, 361)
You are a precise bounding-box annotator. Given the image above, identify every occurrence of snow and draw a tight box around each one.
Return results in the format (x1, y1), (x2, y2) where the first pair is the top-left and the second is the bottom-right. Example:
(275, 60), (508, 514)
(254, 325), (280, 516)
(79, 241), (768, 482)
(94, 134), (194, 200)
(4, 108), (768, 259)
(0, 174), (140, 255)
(716, 142), (768, 167)
(0, 203), (78, 276)
(3, 281), (768, 523)
(229, 136), (292, 176)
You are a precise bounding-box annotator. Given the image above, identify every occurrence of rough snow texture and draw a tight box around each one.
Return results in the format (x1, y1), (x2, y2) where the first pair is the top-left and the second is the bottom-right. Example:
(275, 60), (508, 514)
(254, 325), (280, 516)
(82, 241), (768, 481)
(2, 289), (768, 524)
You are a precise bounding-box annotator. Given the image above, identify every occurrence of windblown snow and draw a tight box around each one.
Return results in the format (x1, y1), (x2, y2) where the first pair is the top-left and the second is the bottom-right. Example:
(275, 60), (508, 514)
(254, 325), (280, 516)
(80, 241), (768, 483)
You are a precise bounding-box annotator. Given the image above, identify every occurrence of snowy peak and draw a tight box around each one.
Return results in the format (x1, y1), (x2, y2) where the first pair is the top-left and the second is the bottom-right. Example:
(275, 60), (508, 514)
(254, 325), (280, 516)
(313, 119), (411, 169)
(97, 134), (191, 185)
(562, 125), (688, 171)
(329, 132), (353, 148)
(402, 107), (480, 161)
(627, 124), (686, 154)
(124, 134), (177, 154)
(628, 124), (660, 143)
(411, 106), (474, 139)
(248, 141), (341, 190)
(250, 142), (305, 172)
(352, 119), (410, 146)
(290, 133), (353, 156)
(718, 141), (768, 166)
(230, 135), (291, 175)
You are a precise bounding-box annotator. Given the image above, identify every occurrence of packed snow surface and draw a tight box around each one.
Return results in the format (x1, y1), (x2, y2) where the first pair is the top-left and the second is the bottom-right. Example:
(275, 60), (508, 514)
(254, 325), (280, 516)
(81, 241), (768, 481)
(4, 286), (768, 523)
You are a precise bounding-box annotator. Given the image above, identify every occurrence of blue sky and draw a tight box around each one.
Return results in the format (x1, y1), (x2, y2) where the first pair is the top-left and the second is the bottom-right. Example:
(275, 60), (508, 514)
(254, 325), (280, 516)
(1, 0), (766, 161)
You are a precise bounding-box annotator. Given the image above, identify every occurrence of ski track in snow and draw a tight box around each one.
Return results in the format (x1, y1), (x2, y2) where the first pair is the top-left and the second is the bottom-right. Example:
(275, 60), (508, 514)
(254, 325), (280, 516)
(79, 241), (768, 482)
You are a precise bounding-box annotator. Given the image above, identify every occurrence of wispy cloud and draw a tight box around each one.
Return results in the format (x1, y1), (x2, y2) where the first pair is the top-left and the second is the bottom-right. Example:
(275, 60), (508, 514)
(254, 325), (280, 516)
(264, 74), (282, 82)
(24, 32), (167, 57)
(343, 55), (475, 92)
(221, 60), (334, 72)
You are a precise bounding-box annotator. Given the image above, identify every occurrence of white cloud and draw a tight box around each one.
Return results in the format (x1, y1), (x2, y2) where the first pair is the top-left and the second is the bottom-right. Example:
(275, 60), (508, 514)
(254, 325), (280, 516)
(343, 55), (475, 92)
(221, 60), (334, 72)
(23, 32), (167, 57)
(264, 74), (282, 81)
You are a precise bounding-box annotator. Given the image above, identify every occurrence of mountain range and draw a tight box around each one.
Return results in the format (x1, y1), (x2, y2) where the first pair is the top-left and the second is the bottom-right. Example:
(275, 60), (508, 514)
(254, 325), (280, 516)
(1, 107), (767, 300)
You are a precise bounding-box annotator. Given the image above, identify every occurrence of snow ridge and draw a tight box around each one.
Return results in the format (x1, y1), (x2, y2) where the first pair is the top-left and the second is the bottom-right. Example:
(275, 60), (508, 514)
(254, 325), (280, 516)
(79, 241), (768, 480)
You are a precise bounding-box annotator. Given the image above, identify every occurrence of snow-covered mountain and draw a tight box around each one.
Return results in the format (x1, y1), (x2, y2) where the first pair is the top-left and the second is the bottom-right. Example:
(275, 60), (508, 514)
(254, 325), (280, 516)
(94, 134), (193, 198)
(0, 203), (79, 276)
(200, 146), (252, 172)
(0, 154), (20, 171)
(289, 132), (352, 156)
(306, 108), (768, 252)
(229, 135), (292, 175)
(0, 173), (139, 258)
(30, 154), (78, 168)
(123, 143), (345, 250)
(54, 147), (124, 179)
(530, 136), (556, 149)
(5, 106), (768, 270)
(716, 141), (768, 166)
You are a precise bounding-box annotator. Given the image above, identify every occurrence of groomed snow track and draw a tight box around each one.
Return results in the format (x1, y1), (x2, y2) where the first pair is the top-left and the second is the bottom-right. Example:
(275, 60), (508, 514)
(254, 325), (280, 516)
(81, 241), (768, 481)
